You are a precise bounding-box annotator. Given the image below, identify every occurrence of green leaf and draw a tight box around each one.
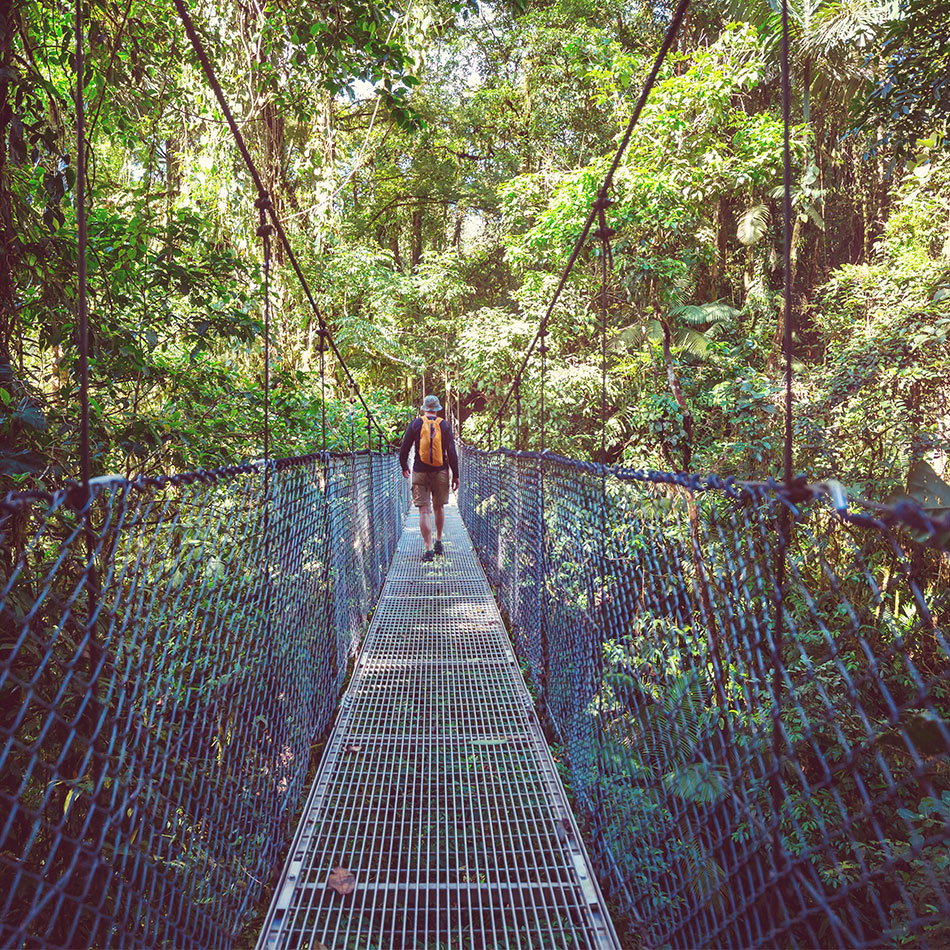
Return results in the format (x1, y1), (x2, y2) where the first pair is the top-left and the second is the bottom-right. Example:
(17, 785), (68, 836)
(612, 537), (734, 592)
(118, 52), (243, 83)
(737, 204), (769, 245)
(804, 203), (825, 228)
(0, 450), (46, 475)
(14, 405), (47, 432)
(902, 460), (950, 516)
(664, 763), (727, 804)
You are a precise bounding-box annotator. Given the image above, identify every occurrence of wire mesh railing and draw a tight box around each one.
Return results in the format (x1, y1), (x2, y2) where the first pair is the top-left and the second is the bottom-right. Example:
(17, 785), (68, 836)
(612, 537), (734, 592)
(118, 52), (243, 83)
(460, 445), (950, 949)
(0, 451), (407, 949)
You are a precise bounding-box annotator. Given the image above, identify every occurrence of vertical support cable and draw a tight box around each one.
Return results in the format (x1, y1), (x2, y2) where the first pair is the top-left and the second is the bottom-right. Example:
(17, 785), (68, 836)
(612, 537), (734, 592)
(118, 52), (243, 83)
(781, 19), (794, 489)
(597, 204), (611, 469)
(539, 330), (547, 453)
(595, 199), (613, 704)
(74, 0), (101, 627)
(538, 453), (549, 708)
(256, 197), (273, 466)
(257, 196), (274, 642)
(595, 200), (614, 468)
(76, 0), (90, 493)
(73, 0), (108, 871)
(771, 0), (794, 883)
(318, 326), (327, 453)
(367, 408), (375, 573)
(595, 201), (617, 746)
(537, 327), (549, 701)
(316, 320), (333, 680)
(515, 380), (521, 452)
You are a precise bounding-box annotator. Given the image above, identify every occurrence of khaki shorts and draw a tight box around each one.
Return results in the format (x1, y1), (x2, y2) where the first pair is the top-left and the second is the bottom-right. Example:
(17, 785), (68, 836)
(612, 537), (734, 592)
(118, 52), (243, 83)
(411, 469), (450, 508)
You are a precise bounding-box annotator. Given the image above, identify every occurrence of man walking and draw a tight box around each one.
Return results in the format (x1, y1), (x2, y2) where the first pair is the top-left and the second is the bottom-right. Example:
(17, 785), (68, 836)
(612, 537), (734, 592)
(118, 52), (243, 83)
(399, 395), (460, 562)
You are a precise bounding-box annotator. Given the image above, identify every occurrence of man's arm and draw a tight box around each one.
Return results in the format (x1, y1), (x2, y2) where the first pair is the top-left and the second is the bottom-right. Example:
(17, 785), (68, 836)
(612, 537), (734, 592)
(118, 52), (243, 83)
(398, 420), (417, 475)
(443, 421), (460, 487)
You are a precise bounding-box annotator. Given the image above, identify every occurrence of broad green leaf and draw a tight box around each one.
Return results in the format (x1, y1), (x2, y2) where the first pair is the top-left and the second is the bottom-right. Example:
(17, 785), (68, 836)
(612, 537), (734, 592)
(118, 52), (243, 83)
(664, 762), (728, 804)
(14, 406), (47, 432)
(737, 204), (769, 245)
(905, 460), (950, 515)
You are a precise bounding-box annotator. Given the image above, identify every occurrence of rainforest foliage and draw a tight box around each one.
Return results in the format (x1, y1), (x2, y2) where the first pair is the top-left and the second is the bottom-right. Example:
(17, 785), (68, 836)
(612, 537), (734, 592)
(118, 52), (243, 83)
(2, 0), (949, 496)
(2, 4), (949, 947)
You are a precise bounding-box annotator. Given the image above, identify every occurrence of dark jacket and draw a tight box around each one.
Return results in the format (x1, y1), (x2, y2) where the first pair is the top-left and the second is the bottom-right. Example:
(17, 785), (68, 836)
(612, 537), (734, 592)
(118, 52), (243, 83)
(399, 416), (460, 478)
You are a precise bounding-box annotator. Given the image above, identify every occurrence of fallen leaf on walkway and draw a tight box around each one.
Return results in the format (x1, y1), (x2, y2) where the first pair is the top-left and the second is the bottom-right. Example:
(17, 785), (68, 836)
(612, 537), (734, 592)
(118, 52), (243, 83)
(558, 817), (576, 842)
(328, 867), (356, 895)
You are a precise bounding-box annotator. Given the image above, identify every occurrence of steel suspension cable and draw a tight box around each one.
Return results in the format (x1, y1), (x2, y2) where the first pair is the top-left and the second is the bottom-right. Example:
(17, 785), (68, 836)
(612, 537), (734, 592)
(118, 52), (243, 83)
(76, 0), (90, 494)
(74, 0), (103, 639)
(539, 330), (546, 452)
(780, 15), (794, 486)
(258, 198), (273, 467)
(771, 0), (795, 877)
(171, 0), (389, 446)
(70, 0), (111, 869)
(596, 202), (613, 709)
(514, 379), (521, 450)
(478, 0), (692, 445)
(319, 328), (328, 453)
(258, 195), (274, 645)
(596, 203), (613, 467)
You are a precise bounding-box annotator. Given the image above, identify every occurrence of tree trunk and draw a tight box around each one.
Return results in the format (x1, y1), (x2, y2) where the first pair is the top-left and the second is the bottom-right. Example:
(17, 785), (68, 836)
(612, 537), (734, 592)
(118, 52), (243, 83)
(713, 196), (728, 299)
(661, 321), (692, 470)
(389, 230), (402, 270)
(261, 96), (290, 357)
(802, 58), (811, 125)
(262, 99), (285, 246)
(164, 135), (180, 289)
(767, 215), (801, 372)
(411, 208), (423, 269)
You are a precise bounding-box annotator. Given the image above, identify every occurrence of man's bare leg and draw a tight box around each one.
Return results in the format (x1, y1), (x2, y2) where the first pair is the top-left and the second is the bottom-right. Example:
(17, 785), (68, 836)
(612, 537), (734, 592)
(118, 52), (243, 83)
(434, 505), (445, 543)
(419, 503), (433, 551)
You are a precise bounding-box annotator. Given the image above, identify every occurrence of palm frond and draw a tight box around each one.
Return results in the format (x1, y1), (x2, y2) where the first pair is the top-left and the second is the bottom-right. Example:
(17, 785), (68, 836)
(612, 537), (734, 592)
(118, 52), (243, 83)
(610, 319), (664, 351)
(807, 0), (891, 54)
(738, 204), (770, 245)
(672, 302), (740, 326)
(663, 762), (728, 805)
(674, 328), (714, 359)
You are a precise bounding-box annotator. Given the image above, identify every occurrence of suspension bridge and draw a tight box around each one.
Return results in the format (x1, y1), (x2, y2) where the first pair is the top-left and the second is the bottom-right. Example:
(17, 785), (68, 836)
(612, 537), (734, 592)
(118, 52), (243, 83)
(2, 0), (949, 947)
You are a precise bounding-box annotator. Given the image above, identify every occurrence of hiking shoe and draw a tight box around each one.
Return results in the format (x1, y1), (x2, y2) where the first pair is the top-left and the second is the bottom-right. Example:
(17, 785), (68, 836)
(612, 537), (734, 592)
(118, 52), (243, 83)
(422, 549), (436, 562)
(434, 540), (444, 556)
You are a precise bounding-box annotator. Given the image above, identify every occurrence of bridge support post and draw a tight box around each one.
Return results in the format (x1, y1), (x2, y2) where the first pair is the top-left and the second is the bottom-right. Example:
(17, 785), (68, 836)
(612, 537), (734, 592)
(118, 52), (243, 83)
(537, 454), (549, 712)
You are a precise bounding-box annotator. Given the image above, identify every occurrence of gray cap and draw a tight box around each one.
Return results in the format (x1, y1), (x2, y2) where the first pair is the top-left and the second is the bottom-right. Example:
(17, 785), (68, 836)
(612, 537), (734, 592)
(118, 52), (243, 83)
(422, 394), (442, 412)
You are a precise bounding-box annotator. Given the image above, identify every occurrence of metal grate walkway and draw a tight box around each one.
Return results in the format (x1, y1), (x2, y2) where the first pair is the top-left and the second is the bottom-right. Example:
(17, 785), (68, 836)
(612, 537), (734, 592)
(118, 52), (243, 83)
(258, 501), (619, 949)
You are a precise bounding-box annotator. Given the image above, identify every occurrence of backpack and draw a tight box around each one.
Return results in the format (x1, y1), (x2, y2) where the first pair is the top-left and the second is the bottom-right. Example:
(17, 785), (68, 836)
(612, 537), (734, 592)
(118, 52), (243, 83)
(419, 416), (444, 466)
